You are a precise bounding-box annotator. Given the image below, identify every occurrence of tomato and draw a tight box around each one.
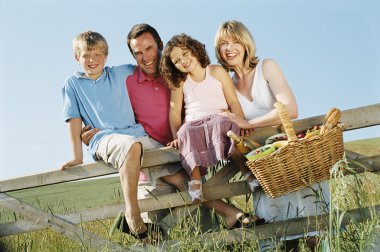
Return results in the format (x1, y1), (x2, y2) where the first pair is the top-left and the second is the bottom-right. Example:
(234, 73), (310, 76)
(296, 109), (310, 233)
(297, 133), (305, 139)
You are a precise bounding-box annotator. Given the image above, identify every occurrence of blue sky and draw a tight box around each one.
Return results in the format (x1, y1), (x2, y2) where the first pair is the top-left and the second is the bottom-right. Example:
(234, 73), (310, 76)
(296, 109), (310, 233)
(0, 0), (379, 180)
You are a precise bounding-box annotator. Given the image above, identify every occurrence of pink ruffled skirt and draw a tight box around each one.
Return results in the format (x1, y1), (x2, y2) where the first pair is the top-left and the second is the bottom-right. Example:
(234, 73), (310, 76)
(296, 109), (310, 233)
(177, 114), (239, 176)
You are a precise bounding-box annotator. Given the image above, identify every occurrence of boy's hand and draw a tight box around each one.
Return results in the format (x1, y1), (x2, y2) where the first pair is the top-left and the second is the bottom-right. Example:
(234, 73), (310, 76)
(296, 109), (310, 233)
(167, 139), (180, 149)
(81, 125), (99, 146)
(60, 159), (83, 170)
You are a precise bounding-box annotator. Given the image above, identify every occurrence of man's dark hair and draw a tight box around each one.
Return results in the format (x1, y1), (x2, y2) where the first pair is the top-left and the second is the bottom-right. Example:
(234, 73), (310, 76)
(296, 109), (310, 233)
(127, 23), (163, 57)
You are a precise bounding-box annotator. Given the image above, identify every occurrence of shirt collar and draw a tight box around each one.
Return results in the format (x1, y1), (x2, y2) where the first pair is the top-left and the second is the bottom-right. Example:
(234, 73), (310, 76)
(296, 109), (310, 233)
(137, 67), (159, 83)
(75, 68), (106, 81)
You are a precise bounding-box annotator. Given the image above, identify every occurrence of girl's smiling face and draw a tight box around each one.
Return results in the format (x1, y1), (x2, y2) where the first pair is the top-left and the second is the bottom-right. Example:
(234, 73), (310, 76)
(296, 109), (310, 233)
(170, 46), (198, 73)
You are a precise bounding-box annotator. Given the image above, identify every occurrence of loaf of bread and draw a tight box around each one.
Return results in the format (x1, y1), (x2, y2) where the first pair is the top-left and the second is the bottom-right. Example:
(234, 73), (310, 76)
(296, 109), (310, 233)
(320, 108), (341, 134)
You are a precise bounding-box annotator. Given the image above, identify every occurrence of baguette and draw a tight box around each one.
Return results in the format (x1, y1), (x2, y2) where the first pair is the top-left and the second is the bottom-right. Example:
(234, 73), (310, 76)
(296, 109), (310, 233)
(320, 108), (341, 134)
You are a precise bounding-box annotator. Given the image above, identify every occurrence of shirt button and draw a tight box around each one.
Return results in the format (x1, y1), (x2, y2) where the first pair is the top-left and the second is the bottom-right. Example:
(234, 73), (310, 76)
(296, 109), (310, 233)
(154, 87), (159, 91)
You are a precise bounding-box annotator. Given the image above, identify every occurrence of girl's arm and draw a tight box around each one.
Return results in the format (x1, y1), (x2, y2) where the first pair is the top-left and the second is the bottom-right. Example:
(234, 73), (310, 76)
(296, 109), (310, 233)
(168, 83), (184, 149)
(246, 59), (298, 128)
(61, 118), (84, 170)
(211, 65), (245, 118)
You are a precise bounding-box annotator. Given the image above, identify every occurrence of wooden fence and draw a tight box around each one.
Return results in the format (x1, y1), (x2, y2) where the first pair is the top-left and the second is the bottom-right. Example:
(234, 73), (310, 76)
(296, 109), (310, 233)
(0, 103), (379, 251)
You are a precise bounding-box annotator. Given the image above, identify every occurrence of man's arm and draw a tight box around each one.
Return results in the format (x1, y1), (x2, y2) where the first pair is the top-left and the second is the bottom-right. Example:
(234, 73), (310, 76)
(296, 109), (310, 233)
(61, 118), (84, 170)
(81, 125), (99, 146)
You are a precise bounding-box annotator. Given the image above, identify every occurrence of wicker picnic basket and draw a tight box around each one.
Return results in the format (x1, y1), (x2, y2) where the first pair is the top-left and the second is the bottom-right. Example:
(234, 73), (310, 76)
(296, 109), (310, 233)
(246, 102), (344, 198)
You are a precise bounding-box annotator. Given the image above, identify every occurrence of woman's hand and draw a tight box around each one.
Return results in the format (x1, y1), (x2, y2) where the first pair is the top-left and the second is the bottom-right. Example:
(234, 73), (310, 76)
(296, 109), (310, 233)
(167, 139), (180, 149)
(240, 128), (254, 137)
(222, 111), (252, 129)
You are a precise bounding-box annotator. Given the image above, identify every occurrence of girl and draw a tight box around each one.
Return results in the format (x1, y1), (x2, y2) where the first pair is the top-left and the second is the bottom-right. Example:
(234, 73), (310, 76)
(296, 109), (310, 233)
(214, 20), (328, 251)
(160, 33), (259, 203)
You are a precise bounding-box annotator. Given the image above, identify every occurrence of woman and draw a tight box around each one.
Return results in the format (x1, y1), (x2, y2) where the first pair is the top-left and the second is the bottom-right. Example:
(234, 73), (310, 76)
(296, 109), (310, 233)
(214, 20), (329, 251)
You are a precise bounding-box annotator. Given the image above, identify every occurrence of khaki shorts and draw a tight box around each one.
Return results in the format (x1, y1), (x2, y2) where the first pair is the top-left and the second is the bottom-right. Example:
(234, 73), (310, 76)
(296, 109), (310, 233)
(96, 134), (182, 190)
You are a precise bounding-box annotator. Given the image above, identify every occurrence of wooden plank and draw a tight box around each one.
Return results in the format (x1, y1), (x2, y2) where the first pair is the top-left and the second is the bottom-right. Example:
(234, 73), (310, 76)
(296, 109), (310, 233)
(158, 162), (241, 232)
(345, 151), (380, 174)
(0, 181), (250, 236)
(1, 103), (378, 193)
(0, 152), (180, 193)
(142, 147), (179, 167)
(157, 205), (380, 250)
(252, 103), (380, 144)
(0, 193), (128, 251)
(2, 151), (379, 237)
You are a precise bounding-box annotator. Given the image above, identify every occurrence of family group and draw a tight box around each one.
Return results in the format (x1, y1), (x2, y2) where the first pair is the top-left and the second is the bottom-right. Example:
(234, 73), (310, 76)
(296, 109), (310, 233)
(61, 21), (327, 251)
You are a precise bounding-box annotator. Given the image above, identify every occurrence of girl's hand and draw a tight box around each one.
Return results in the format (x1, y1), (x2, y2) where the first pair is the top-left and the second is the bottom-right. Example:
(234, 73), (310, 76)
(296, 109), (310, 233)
(60, 159), (83, 170)
(167, 139), (180, 149)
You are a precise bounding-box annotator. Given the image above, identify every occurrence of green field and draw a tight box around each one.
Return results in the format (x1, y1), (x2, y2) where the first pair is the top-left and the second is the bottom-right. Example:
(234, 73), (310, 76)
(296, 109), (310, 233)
(1, 138), (379, 251)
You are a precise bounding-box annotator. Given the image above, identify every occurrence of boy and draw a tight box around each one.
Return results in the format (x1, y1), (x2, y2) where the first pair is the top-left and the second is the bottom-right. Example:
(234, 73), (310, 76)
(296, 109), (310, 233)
(62, 31), (161, 241)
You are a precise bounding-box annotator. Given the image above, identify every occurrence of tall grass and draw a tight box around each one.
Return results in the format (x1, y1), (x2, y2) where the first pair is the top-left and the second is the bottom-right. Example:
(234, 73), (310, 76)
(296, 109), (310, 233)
(1, 141), (379, 251)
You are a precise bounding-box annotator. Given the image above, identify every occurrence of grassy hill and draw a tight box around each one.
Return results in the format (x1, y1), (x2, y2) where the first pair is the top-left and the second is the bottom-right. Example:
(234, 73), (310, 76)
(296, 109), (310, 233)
(344, 137), (380, 156)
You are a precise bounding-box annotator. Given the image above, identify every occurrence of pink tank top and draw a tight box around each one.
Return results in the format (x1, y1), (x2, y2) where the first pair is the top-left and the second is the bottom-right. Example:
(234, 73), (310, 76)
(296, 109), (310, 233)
(183, 67), (228, 122)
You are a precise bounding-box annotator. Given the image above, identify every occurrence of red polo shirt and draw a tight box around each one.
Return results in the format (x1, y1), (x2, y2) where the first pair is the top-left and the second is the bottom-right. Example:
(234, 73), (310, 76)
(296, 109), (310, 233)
(126, 67), (172, 145)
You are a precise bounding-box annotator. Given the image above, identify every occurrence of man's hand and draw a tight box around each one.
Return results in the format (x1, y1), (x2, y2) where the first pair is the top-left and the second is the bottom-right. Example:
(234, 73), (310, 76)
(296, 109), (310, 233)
(81, 125), (99, 146)
(167, 139), (180, 149)
(60, 159), (83, 170)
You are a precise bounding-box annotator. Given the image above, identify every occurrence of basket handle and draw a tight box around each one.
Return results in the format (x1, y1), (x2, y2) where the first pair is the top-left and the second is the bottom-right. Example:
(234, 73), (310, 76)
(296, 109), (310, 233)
(274, 102), (298, 142)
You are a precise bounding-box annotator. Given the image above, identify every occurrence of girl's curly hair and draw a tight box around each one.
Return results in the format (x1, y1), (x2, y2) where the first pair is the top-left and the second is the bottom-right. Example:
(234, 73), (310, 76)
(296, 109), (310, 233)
(160, 33), (210, 89)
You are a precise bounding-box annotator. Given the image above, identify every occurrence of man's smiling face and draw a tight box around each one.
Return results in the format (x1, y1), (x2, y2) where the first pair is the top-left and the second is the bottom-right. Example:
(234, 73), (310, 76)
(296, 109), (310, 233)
(130, 32), (161, 78)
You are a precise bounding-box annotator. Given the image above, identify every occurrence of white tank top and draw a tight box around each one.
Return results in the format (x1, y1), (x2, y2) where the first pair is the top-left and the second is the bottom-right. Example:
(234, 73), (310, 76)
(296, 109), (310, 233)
(235, 59), (276, 120)
(183, 67), (228, 122)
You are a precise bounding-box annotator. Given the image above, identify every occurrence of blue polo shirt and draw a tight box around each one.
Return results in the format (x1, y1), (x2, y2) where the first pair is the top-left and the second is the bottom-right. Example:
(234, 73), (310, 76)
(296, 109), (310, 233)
(62, 64), (146, 155)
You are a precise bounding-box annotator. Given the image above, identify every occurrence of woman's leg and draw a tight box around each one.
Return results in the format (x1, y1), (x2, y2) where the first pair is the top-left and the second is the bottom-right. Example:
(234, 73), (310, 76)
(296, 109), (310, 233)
(230, 151), (260, 192)
(204, 200), (251, 228)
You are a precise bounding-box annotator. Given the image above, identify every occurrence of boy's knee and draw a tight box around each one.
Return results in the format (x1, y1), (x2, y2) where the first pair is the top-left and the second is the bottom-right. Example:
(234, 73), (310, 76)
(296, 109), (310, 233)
(129, 142), (142, 156)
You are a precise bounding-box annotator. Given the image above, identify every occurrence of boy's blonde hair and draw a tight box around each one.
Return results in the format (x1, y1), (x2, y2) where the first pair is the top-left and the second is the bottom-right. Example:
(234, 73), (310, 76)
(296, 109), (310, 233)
(214, 20), (259, 72)
(72, 31), (109, 58)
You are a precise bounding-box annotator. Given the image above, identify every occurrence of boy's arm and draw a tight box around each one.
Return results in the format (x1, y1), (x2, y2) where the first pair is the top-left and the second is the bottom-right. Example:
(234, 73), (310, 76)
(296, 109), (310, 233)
(61, 118), (84, 170)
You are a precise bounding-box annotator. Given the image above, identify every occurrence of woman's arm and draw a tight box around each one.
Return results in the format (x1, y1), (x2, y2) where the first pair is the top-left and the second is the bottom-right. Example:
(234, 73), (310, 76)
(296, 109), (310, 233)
(247, 59), (298, 128)
(168, 83), (184, 149)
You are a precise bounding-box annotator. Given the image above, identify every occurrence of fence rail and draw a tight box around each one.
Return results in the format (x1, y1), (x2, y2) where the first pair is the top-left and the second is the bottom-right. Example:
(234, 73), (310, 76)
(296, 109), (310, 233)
(0, 103), (379, 251)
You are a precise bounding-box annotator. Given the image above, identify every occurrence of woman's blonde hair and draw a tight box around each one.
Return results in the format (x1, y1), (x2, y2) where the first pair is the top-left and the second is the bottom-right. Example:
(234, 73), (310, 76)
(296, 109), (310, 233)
(214, 20), (258, 72)
(72, 31), (108, 58)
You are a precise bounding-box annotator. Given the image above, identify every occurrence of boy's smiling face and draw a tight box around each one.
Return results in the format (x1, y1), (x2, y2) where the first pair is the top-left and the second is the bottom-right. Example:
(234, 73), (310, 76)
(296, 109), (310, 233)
(76, 48), (107, 80)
